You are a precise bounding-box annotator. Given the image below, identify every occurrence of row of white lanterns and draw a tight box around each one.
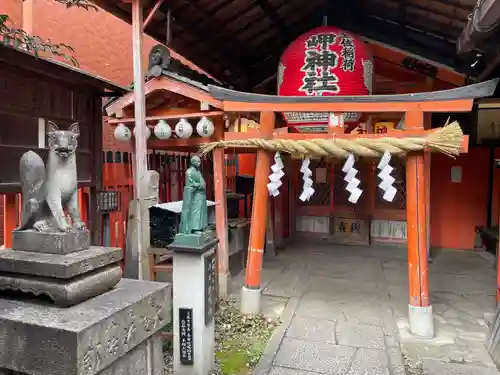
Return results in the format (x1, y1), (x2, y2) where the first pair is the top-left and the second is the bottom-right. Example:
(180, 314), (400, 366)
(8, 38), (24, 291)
(114, 116), (215, 142)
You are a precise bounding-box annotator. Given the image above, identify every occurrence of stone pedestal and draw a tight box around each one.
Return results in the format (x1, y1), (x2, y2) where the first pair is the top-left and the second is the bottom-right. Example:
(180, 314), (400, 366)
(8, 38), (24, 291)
(170, 235), (218, 375)
(0, 279), (171, 375)
(12, 230), (90, 254)
(0, 231), (122, 307)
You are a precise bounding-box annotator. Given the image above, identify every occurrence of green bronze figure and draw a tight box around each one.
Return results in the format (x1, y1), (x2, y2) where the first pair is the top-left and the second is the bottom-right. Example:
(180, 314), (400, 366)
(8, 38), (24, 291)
(179, 155), (208, 234)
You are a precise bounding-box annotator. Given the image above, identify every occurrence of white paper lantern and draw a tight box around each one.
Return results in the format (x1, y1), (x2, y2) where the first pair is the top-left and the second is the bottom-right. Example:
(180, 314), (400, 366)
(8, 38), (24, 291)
(175, 118), (193, 139)
(114, 123), (132, 142)
(154, 120), (172, 139)
(196, 116), (215, 138)
(133, 125), (151, 140)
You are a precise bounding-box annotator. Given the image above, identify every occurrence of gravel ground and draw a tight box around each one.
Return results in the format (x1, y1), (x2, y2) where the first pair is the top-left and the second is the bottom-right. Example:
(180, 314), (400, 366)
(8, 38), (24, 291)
(164, 298), (280, 375)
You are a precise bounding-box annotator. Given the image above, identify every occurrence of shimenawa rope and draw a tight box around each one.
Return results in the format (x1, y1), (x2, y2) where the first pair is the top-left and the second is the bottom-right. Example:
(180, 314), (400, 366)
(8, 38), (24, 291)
(198, 120), (463, 159)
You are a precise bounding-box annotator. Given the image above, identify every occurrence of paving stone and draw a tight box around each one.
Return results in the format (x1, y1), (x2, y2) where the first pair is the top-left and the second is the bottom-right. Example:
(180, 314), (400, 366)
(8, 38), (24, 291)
(336, 323), (385, 350)
(306, 277), (386, 295)
(268, 366), (321, 375)
(346, 348), (390, 375)
(295, 298), (345, 321)
(264, 272), (310, 298)
(233, 243), (500, 375)
(310, 261), (385, 282)
(422, 359), (500, 375)
(341, 303), (384, 327)
(429, 273), (458, 293)
(286, 316), (336, 344)
(455, 274), (496, 296)
(274, 338), (356, 375)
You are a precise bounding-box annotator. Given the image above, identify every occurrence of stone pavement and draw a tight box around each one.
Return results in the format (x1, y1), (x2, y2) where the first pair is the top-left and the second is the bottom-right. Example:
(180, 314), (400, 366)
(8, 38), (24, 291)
(230, 241), (500, 375)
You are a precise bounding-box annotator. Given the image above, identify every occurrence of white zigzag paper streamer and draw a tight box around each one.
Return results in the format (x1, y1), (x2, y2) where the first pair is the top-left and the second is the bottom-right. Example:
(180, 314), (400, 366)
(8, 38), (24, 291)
(377, 151), (397, 202)
(267, 152), (284, 197)
(299, 158), (314, 202)
(342, 153), (363, 204)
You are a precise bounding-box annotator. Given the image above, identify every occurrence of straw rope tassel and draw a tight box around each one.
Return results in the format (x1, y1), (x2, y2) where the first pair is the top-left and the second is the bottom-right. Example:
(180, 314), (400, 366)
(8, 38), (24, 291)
(198, 120), (463, 159)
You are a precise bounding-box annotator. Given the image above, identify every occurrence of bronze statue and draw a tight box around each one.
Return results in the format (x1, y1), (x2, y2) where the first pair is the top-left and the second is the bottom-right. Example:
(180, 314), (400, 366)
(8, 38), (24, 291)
(179, 155), (208, 234)
(17, 121), (87, 233)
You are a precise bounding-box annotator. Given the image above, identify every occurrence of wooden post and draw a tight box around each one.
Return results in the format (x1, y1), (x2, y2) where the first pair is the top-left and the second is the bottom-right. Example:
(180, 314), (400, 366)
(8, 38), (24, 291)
(3, 193), (17, 248)
(424, 113), (432, 262)
(130, 0), (150, 280)
(241, 111), (275, 314)
(213, 118), (230, 297)
(89, 98), (103, 246)
(405, 110), (434, 338)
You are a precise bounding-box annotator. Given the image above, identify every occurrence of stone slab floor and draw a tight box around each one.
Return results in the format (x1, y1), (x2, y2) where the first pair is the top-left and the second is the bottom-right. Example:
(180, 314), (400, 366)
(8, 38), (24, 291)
(230, 241), (500, 375)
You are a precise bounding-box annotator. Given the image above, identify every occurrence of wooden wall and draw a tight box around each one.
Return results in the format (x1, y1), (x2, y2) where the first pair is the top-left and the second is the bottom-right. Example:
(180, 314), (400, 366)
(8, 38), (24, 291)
(0, 47), (111, 245)
(0, 61), (100, 192)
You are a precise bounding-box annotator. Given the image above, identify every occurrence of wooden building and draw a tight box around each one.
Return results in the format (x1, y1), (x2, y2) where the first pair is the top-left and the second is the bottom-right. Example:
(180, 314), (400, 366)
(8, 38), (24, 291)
(0, 44), (127, 246)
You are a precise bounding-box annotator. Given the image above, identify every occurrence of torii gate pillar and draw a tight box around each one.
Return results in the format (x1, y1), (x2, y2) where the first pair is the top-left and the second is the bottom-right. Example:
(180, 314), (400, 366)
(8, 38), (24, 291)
(406, 110), (434, 338)
(240, 112), (275, 314)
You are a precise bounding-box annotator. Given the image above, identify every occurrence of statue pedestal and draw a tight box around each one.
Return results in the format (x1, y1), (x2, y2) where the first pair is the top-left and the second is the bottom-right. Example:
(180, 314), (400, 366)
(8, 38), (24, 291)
(12, 229), (90, 254)
(0, 279), (170, 375)
(169, 234), (219, 375)
(0, 231), (122, 307)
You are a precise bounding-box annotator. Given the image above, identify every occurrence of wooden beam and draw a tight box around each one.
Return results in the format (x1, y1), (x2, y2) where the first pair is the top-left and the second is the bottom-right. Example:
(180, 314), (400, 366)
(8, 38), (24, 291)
(106, 76), (223, 117)
(147, 137), (206, 149)
(220, 99), (474, 113)
(107, 111), (224, 124)
(160, 3), (250, 79)
(130, 0), (149, 280)
(405, 109), (432, 337)
(254, 0), (290, 39)
(213, 117), (230, 296)
(143, 0), (164, 30)
(242, 111), (275, 313)
(3, 193), (17, 248)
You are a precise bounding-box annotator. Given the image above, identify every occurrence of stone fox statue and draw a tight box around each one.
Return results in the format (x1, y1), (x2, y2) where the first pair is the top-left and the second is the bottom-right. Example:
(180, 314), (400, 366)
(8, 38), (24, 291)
(17, 121), (87, 233)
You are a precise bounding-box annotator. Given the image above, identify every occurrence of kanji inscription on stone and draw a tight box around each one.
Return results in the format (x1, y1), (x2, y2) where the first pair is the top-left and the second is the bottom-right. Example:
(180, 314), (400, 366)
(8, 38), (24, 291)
(204, 251), (217, 325)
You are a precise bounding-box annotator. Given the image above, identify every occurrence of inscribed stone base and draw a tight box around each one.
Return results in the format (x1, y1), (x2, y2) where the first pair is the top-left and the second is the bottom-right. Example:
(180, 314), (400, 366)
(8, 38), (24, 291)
(0, 279), (171, 375)
(12, 230), (90, 254)
(0, 333), (164, 375)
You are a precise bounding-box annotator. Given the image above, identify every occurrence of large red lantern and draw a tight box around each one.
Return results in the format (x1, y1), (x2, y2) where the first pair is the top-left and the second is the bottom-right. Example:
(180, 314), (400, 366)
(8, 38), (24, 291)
(278, 26), (373, 132)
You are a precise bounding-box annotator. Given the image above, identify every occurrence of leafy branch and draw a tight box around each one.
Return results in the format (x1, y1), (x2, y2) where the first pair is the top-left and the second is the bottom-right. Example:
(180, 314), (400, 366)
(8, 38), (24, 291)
(55, 0), (99, 11)
(0, 1), (99, 67)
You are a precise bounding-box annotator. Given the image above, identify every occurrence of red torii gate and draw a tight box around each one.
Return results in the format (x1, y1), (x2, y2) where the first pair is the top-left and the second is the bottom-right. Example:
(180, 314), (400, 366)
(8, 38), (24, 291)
(116, 0), (496, 338)
(204, 79), (497, 338)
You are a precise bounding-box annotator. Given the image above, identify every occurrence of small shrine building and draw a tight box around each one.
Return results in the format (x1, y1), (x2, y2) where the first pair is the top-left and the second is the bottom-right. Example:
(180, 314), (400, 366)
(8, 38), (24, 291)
(94, 0), (500, 339)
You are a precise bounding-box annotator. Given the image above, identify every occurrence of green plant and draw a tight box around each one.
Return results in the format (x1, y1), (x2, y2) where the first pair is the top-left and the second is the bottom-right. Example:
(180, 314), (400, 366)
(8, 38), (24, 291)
(0, 0), (98, 67)
(55, 0), (98, 10)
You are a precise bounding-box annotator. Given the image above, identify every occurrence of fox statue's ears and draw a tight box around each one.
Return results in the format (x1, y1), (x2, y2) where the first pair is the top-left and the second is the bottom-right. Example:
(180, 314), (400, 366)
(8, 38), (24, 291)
(47, 121), (79, 137)
(69, 122), (80, 137)
(47, 121), (59, 133)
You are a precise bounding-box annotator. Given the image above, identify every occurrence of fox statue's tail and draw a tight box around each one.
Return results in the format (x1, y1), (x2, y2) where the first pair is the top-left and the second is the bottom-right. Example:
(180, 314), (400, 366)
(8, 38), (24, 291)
(18, 151), (45, 230)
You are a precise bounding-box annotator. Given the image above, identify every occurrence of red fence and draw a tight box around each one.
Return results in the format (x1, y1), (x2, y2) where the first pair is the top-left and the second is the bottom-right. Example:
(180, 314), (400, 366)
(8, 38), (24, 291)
(1, 151), (237, 249)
